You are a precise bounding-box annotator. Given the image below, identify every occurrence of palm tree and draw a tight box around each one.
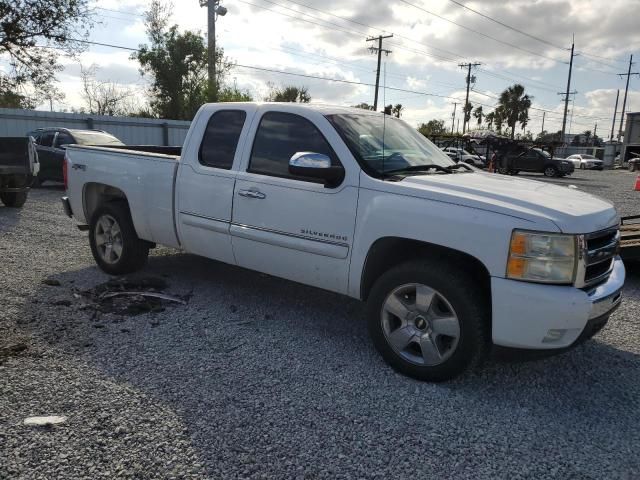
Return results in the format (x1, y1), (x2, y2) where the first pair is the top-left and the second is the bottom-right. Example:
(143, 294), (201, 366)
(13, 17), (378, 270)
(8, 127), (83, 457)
(473, 106), (483, 127)
(392, 104), (403, 118)
(497, 84), (532, 139)
(485, 111), (494, 130)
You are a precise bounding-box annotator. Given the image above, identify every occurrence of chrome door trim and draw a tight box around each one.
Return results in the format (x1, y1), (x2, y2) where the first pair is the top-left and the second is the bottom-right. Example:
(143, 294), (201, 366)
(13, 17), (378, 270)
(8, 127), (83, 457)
(180, 211), (230, 234)
(230, 224), (349, 259)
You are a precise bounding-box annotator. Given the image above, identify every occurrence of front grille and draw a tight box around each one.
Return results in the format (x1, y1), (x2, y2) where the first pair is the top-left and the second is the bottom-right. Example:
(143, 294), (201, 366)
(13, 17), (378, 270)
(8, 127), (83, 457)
(580, 228), (619, 287)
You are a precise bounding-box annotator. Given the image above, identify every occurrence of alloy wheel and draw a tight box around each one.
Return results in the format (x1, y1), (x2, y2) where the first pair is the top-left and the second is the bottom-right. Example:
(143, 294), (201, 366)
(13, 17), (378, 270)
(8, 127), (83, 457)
(380, 283), (461, 366)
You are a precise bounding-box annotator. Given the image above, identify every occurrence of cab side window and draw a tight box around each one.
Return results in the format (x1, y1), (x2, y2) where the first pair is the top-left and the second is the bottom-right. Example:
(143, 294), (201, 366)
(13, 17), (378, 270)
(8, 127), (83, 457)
(248, 112), (339, 181)
(55, 132), (74, 147)
(39, 132), (56, 147)
(199, 110), (247, 170)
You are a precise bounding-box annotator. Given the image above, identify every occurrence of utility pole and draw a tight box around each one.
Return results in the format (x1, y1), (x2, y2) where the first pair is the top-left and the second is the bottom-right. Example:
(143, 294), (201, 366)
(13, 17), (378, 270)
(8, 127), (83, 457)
(593, 123), (597, 143)
(366, 34), (393, 111)
(459, 62), (481, 133)
(451, 102), (459, 134)
(456, 118), (460, 134)
(202, 0), (228, 103)
(560, 39), (576, 144)
(617, 55), (639, 141)
(558, 89), (578, 141)
(610, 89), (619, 141)
(541, 111), (545, 135)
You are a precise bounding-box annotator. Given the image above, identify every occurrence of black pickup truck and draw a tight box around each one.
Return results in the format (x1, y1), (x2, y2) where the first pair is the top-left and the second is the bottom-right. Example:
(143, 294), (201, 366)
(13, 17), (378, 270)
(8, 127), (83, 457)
(0, 137), (39, 208)
(498, 147), (574, 177)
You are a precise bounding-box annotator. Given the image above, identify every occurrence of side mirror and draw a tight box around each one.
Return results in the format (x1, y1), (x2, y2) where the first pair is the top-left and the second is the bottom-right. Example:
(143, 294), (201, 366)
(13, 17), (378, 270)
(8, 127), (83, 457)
(288, 152), (344, 187)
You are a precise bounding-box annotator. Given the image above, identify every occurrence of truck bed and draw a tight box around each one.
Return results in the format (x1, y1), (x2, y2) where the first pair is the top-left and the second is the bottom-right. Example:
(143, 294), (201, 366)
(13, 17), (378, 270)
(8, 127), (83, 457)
(621, 215), (640, 261)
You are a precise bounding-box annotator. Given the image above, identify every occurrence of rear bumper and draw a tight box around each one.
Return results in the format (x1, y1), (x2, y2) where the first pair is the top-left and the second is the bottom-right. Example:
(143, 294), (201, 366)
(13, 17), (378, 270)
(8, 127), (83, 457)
(61, 196), (73, 218)
(491, 257), (625, 349)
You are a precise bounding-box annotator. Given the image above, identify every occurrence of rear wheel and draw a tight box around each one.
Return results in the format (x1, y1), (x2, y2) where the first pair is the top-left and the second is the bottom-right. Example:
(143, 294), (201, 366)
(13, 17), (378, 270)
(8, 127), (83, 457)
(497, 166), (510, 175)
(544, 166), (558, 177)
(0, 180), (28, 208)
(89, 201), (149, 275)
(366, 259), (489, 382)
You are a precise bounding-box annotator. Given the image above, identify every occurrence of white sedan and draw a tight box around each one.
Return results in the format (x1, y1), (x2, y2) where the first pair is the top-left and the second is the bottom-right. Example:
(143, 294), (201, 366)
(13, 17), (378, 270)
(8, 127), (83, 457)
(441, 147), (486, 167)
(566, 154), (604, 170)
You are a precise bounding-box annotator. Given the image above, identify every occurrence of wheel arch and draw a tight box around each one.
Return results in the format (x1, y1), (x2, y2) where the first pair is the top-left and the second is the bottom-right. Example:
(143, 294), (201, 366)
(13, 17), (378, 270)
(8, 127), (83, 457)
(359, 237), (492, 304)
(83, 182), (129, 223)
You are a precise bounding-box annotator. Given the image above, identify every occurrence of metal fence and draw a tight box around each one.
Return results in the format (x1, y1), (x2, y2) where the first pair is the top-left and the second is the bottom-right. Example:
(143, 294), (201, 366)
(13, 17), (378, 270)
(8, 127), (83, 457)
(0, 108), (191, 146)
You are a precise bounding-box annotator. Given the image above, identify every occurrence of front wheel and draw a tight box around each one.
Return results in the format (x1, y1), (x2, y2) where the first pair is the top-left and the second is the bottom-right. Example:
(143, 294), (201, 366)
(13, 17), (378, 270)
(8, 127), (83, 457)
(89, 201), (149, 275)
(544, 166), (558, 177)
(366, 260), (489, 382)
(497, 166), (510, 175)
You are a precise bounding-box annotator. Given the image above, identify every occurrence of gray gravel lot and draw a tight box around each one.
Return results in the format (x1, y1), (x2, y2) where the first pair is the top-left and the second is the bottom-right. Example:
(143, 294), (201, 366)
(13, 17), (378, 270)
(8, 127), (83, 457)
(1, 170), (639, 479)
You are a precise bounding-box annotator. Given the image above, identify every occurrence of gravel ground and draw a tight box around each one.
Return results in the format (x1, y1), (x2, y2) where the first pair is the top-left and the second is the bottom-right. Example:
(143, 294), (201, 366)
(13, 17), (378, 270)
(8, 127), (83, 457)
(1, 172), (639, 480)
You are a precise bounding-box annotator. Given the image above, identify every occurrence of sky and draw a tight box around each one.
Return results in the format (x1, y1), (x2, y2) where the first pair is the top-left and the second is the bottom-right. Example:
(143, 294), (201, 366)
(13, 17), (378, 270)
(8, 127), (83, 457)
(24, 0), (640, 136)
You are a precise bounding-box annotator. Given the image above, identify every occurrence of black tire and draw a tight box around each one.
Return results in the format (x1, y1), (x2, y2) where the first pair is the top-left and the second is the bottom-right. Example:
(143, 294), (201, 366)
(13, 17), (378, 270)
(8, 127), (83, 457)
(89, 201), (149, 275)
(0, 190), (28, 208)
(366, 259), (489, 382)
(543, 166), (558, 177)
(497, 166), (510, 175)
(580, 164), (585, 170)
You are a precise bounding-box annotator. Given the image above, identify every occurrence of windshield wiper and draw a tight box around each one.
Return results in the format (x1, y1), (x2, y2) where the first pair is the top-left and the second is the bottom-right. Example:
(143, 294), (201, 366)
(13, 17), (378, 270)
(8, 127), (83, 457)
(383, 164), (451, 175)
(445, 163), (473, 172)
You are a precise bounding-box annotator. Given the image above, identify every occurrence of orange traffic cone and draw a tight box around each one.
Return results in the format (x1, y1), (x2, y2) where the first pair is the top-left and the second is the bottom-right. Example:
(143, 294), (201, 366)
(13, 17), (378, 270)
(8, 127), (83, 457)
(635, 175), (640, 191)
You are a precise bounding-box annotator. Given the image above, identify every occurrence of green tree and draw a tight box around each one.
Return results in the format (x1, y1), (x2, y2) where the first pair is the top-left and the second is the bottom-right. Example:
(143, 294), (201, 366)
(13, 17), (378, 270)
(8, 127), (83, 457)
(266, 84), (310, 102)
(497, 84), (532, 139)
(392, 104), (403, 118)
(132, 0), (233, 119)
(485, 111), (494, 130)
(0, 0), (93, 108)
(473, 106), (483, 127)
(418, 119), (447, 137)
(353, 102), (374, 110)
(218, 85), (253, 102)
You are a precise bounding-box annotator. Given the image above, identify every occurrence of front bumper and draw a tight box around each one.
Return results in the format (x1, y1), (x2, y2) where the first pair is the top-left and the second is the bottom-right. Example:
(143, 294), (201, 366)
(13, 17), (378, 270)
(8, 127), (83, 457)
(491, 257), (625, 349)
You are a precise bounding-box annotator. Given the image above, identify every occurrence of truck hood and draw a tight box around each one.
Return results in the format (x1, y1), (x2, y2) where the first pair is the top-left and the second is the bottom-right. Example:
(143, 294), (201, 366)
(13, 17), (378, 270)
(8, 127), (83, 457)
(400, 172), (618, 234)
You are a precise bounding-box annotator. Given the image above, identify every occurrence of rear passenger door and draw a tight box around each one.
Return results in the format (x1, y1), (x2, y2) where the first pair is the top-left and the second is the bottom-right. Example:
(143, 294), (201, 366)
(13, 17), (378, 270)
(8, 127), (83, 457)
(175, 107), (254, 265)
(36, 131), (57, 180)
(51, 131), (74, 181)
(230, 110), (359, 295)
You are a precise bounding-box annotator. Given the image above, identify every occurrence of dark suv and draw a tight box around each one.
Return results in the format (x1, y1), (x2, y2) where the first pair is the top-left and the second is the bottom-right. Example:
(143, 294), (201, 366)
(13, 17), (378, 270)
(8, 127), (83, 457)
(498, 148), (574, 177)
(27, 128), (123, 185)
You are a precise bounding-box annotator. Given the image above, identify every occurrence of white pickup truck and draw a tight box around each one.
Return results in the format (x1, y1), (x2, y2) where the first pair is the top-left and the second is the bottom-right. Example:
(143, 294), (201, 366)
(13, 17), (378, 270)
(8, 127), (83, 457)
(62, 103), (625, 381)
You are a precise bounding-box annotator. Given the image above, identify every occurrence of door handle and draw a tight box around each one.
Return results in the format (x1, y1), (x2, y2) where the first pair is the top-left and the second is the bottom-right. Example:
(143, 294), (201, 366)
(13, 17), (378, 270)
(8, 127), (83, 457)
(72, 164), (86, 171)
(238, 189), (266, 199)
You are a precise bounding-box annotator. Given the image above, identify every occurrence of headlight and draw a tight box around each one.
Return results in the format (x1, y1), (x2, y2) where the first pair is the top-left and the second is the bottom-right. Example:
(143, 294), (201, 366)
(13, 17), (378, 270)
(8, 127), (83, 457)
(507, 230), (577, 284)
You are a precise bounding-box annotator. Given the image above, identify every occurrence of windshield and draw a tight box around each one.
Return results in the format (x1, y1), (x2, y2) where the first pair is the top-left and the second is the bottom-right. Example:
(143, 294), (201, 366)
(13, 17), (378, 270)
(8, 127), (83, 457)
(70, 131), (124, 146)
(326, 114), (455, 176)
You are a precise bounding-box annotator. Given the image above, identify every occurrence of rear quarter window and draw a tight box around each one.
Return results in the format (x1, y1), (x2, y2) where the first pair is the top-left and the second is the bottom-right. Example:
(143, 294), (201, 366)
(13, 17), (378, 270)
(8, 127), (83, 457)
(199, 110), (247, 169)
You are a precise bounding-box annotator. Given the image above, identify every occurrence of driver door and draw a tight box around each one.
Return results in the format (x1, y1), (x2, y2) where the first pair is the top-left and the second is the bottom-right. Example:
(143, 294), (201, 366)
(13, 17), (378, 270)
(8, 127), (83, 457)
(230, 110), (359, 294)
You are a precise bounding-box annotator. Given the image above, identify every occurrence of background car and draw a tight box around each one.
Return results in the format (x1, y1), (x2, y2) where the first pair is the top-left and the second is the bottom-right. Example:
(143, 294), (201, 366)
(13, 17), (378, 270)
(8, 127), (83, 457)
(26, 128), (123, 185)
(441, 147), (485, 167)
(499, 147), (574, 177)
(566, 154), (604, 170)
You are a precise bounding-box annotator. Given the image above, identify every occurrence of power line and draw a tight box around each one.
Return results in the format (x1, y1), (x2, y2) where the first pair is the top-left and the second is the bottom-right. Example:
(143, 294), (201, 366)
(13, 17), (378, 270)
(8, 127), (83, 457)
(445, 0), (565, 51)
(396, 0), (563, 64)
(94, 7), (145, 18)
